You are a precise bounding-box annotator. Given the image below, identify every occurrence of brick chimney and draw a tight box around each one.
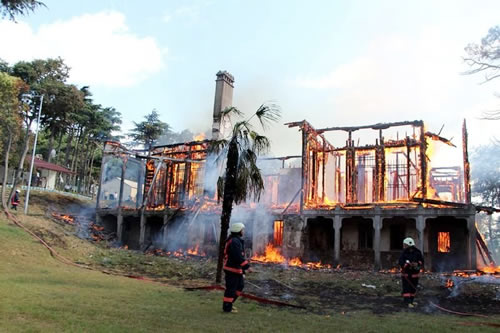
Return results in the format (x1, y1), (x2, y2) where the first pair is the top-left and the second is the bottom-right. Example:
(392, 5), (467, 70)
(212, 70), (234, 140)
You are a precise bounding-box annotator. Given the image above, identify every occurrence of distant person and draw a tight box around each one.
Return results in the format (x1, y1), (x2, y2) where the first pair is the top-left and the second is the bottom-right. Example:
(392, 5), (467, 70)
(398, 237), (424, 308)
(222, 222), (251, 313)
(11, 189), (20, 210)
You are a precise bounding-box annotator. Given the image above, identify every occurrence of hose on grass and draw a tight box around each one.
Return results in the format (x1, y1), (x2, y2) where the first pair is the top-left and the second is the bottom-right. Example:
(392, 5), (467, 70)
(3, 209), (305, 309)
(430, 301), (489, 318)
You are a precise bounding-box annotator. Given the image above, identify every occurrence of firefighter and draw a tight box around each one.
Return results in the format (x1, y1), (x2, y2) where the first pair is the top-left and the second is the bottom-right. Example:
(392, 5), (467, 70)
(222, 222), (250, 313)
(11, 190), (20, 210)
(398, 237), (424, 308)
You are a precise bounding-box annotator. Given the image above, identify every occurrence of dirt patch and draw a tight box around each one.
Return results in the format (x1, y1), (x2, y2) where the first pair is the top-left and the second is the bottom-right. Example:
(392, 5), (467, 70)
(238, 263), (500, 316)
(31, 228), (68, 249)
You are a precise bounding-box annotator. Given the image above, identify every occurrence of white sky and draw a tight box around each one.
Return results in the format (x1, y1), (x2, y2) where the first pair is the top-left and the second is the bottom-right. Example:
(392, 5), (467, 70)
(0, 0), (498, 168)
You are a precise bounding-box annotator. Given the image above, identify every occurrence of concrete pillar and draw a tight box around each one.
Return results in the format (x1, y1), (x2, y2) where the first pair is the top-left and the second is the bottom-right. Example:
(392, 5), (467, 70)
(334, 215), (342, 265)
(117, 213), (124, 244)
(139, 210), (147, 249)
(467, 216), (477, 270)
(373, 215), (382, 270)
(416, 215), (425, 253)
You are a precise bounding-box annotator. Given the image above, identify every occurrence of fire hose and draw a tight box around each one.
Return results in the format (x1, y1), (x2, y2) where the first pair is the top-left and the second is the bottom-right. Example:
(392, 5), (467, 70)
(3, 209), (305, 309)
(429, 302), (489, 318)
(184, 285), (306, 309)
(401, 271), (492, 319)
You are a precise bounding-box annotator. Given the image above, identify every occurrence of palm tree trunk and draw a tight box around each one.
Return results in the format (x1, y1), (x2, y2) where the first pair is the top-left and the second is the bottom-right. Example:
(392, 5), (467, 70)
(215, 139), (239, 283)
(2, 129), (13, 210)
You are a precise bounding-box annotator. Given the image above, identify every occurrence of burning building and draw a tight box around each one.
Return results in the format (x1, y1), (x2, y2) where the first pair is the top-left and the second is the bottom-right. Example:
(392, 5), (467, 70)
(95, 71), (496, 272)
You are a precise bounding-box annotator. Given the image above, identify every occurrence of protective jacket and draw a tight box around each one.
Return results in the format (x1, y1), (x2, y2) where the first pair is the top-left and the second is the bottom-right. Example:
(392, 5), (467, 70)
(223, 234), (250, 275)
(398, 246), (424, 305)
(398, 246), (424, 274)
(11, 193), (20, 206)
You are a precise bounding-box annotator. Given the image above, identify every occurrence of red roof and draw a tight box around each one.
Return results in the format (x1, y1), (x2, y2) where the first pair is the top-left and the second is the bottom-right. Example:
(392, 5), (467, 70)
(26, 156), (74, 174)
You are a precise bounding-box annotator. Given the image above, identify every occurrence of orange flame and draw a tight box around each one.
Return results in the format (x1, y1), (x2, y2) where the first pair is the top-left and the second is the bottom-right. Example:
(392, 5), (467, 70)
(52, 213), (75, 225)
(437, 232), (450, 253)
(193, 133), (206, 141)
(251, 243), (331, 269)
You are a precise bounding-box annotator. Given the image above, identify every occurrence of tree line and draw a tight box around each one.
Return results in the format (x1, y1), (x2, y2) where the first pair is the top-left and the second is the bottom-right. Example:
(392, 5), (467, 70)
(0, 57), (122, 209)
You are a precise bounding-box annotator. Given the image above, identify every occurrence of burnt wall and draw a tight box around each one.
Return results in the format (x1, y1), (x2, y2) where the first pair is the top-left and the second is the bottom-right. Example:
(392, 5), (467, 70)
(283, 215), (305, 258)
(302, 217), (334, 263)
(122, 216), (140, 249)
(427, 217), (468, 271)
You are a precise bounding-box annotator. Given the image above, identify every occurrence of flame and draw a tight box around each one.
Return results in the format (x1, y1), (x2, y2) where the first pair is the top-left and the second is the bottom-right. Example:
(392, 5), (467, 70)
(288, 257), (303, 266)
(251, 243), (331, 269)
(145, 245), (206, 257)
(52, 213), (75, 225)
(445, 279), (454, 288)
(252, 243), (286, 263)
(273, 220), (284, 246)
(186, 244), (206, 256)
(193, 133), (206, 141)
(480, 266), (500, 274)
(437, 232), (450, 253)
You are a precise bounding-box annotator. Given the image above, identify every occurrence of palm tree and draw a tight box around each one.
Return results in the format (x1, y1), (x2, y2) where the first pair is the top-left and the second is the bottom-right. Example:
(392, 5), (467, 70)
(211, 103), (280, 283)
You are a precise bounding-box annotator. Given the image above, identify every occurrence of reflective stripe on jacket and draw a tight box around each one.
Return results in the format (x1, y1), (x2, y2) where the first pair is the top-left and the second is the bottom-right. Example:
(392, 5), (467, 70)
(223, 235), (250, 275)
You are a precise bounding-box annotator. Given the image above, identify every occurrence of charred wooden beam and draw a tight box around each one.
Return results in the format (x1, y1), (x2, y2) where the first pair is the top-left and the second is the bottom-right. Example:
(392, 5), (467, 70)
(154, 149), (208, 156)
(326, 140), (420, 152)
(281, 188), (302, 215)
(286, 120), (336, 151)
(152, 139), (211, 149)
(345, 131), (357, 203)
(141, 160), (164, 209)
(425, 131), (456, 147)
(463, 119), (471, 204)
(475, 205), (500, 214)
(300, 126), (308, 214)
(419, 124), (427, 198)
(411, 197), (468, 208)
(311, 151), (317, 200)
(476, 230), (497, 266)
(375, 130), (385, 201)
(181, 146), (193, 204)
(260, 155), (302, 161)
(137, 154), (205, 163)
(406, 137), (411, 199)
(316, 120), (424, 133)
(322, 138), (326, 202)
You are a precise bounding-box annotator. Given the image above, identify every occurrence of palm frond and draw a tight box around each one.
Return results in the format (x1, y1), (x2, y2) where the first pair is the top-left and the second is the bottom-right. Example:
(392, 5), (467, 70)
(220, 106), (243, 123)
(232, 121), (253, 140)
(252, 134), (271, 154)
(232, 148), (265, 203)
(208, 139), (228, 154)
(255, 103), (281, 129)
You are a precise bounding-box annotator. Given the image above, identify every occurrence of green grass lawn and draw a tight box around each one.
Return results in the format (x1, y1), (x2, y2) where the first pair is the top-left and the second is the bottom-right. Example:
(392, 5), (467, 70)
(1, 195), (499, 332)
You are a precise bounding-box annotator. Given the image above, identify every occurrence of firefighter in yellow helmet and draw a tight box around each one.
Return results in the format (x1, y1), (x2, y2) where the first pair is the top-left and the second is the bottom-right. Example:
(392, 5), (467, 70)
(222, 222), (250, 313)
(398, 237), (424, 308)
